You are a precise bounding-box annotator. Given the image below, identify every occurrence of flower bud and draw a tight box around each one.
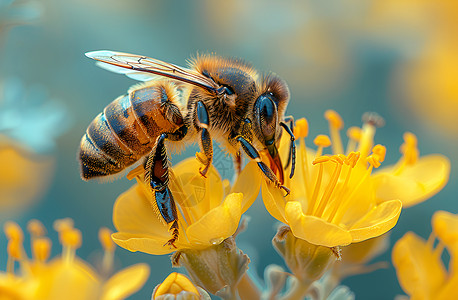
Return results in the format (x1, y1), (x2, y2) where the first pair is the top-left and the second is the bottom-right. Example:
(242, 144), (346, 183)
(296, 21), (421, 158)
(173, 237), (249, 298)
(273, 226), (337, 285)
(152, 272), (210, 300)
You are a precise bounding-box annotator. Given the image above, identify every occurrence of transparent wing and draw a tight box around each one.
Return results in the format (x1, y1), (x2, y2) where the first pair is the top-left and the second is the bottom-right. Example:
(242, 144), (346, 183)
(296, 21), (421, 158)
(86, 50), (218, 91)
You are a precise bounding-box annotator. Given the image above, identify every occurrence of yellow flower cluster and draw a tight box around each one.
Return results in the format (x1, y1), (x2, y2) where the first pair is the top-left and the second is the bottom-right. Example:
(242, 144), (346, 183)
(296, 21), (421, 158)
(112, 157), (260, 254)
(1, 219), (149, 300)
(393, 211), (458, 300)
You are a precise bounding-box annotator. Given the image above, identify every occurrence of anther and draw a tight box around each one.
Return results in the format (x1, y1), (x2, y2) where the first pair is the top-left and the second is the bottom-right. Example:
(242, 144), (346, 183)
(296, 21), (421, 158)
(325, 110), (344, 130)
(294, 118), (309, 138)
(61, 228), (82, 249)
(7, 239), (22, 260)
(367, 154), (382, 168)
(345, 151), (360, 168)
(313, 135), (331, 148)
(347, 126), (362, 141)
(372, 145), (386, 162)
(27, 219), (46, 237)
(4, 221), (23, 242)
(32, 237), (51, 262)
(53, 218), (74, 233)
(313, 156), (332, 165)
(362, 112), (385, 128)
(99, 227), (116, 252)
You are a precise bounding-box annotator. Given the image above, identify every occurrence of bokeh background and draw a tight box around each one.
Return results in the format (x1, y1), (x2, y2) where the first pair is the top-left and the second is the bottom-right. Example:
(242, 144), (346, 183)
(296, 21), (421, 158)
(1, 0), (457, 299)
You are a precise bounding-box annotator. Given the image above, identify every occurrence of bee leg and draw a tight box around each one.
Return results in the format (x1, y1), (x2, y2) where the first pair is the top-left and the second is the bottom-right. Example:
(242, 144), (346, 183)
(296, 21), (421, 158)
(280, 117), (296, 179)
(234, 151), (242, 176)
(145, 133), (179, 248)
(237, 135), (290, 196)
(195, 101), (213, 177)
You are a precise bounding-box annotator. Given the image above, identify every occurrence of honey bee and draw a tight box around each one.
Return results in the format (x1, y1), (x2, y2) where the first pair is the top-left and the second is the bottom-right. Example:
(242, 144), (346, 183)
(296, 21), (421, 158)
(79, 50), (296, 247)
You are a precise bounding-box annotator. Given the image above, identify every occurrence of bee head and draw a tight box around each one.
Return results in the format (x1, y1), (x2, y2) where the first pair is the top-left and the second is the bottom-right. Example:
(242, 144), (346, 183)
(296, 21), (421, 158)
(192, 55), (259, 112)
(253, 74), (290, 147)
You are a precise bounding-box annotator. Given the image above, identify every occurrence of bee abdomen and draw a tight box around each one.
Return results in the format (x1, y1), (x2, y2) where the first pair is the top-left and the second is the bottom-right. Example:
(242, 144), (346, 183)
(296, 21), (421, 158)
(80, 110), (137, 180)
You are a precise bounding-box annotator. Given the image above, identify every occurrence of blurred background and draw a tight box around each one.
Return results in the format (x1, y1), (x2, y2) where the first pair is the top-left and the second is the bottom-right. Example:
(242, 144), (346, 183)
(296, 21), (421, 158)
(0, 0), (456, 298)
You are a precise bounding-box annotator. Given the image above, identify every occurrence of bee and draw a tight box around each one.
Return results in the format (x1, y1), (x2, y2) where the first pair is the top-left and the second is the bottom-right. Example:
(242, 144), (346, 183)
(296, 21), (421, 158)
(79, 50), (296, 247)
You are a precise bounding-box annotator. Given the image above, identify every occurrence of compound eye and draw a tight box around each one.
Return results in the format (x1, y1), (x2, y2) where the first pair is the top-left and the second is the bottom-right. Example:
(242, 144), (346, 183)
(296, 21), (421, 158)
(254, 93), (278, 143)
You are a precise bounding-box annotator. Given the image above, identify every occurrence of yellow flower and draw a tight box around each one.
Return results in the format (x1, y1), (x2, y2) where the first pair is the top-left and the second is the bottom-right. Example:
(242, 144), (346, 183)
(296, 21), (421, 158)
(262, 111), (402, 247)
(1, 219), (150, 300)
(0, 135), (54, 216)
(112, 157), (260, 255)
(393, 210), (458, 300)
(152, 272), (210, 300)
(372, 132), (450, 208)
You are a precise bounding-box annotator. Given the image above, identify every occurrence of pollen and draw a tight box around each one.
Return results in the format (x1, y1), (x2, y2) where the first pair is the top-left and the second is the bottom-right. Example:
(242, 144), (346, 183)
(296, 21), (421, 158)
(4, 221), (24, 242)
(325, 110), (344, 130)
(314, 135), (331, 148)
(294, 118), (309, 138)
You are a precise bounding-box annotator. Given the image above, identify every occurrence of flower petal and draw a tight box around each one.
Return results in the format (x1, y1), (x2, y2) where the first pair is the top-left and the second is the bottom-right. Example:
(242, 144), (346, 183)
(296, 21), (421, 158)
(111, 232), (179, 255)
(349, 200), (402, 242)
(185, 193), (243, 246)
(374, 155), (450, 207)
(261, 180), (287, 224)
(112, 184), (169, 238)
(231, 161), (261, 213)
(101, 263), (150, 300)
(432, 210), (458, 247)
(392, 232), (447, 298)
(285, 201), (352, 247)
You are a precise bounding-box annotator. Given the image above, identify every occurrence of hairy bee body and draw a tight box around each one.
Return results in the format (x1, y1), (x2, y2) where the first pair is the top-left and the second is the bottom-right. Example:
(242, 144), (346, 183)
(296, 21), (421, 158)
(80, 81), (183, 179)
(80, 50), (297, 247)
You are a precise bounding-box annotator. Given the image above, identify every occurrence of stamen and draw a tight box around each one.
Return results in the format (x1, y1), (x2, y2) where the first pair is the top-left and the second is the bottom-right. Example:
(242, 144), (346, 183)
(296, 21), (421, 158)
(346, 126), (362, 155)
(60, 228), (82, 264)
(4, 221), (23, 242)
(333, 163), (372, 225)
(99, 227), (115, 275)
(358, 112), (385, 158)
(7, 239), (22, 260)
(6, 240), (22, 274)
(326, 152), (360, 223)
(27, 219), (46, 238)
(299, 138), (312, 199)
(372, 145), (386, 162)
(307, 162), (324, 215)
(400, 132), (419, 165)
(367, 154), (382, 169)
(314, 157), (343, 217)
(313, 135), (331, 157)
(325, 110), (344, 155)
(53, 218), (74, 233)
(294, 118), (309, 138)
(32, 237), (51, 262)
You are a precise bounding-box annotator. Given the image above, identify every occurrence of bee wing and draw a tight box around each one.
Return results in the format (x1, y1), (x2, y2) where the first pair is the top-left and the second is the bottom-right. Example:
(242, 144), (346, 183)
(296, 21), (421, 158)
(86, 50), (218, 91)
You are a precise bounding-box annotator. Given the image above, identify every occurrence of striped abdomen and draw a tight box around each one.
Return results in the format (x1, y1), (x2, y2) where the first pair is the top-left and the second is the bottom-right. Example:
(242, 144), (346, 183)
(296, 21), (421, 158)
(79, 82), (181, 180)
